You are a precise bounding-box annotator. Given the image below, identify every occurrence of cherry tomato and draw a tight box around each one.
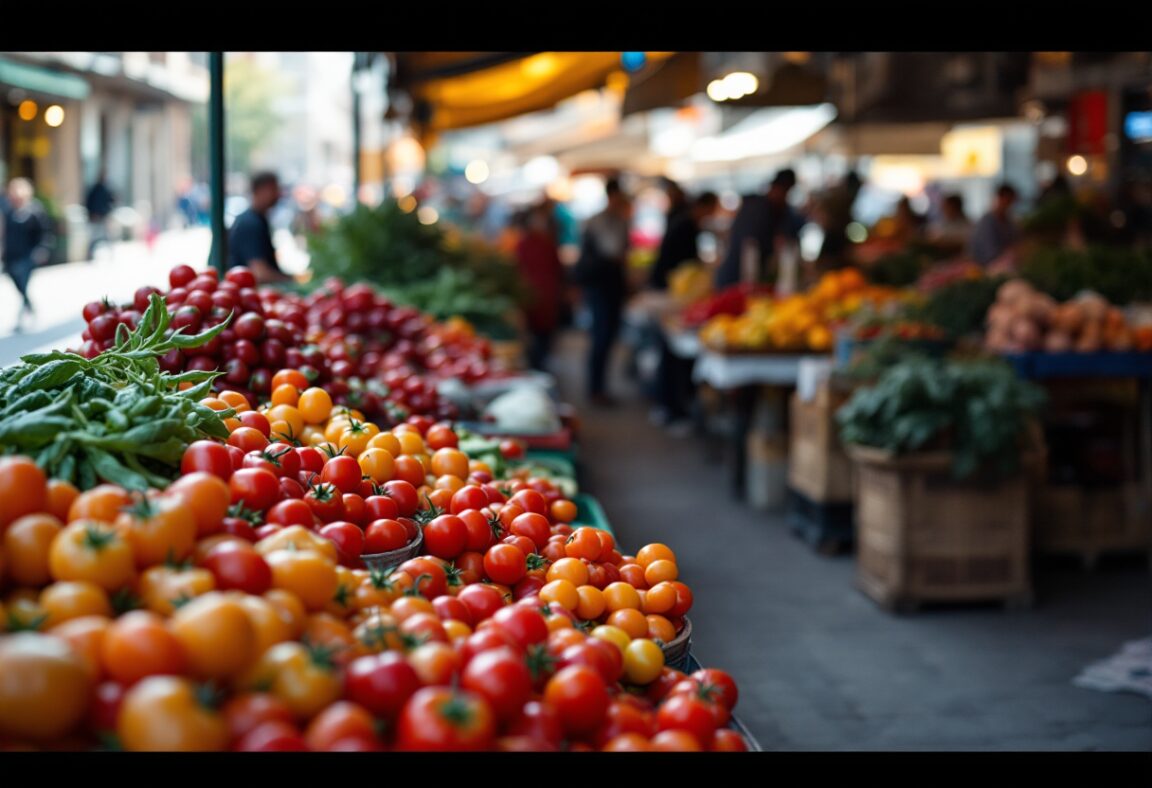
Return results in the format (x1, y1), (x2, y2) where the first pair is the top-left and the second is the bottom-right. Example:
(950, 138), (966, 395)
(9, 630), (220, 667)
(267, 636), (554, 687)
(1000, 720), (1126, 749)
(265, 499), (314, 528)
(318, 522), (364, 565)
(460, 646), (532, 722)
(383, 480), (419, 517)
(394, 687), (495, 752)
(228, 427), (269, 454)
(320, 456), (362, 494)
(543, 665), (609, 737)
(341, 493), (367, 526)
(344, 651), (422, 720)
(423, 514), (467, 560)
(118, 676), (228, 751)
(711, 728), (749, 752)
(483, 544), (527, 586)
(456, 583), (506, 626)
(656, 693), (718, 747)
(397, 557), (448, 599)
(304, 483), (345, 523)
(181, 440), (234, 480)
(492, 605), (549, 650)
(363, 519), (408, 554)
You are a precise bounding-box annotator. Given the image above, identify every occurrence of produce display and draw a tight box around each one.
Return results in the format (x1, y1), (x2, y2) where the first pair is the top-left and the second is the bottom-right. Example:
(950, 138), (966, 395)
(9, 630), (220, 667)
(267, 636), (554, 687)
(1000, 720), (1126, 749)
(983, 279), (1152, 354)
(0, 264), (752, 753)
(698, 269), (908, 353)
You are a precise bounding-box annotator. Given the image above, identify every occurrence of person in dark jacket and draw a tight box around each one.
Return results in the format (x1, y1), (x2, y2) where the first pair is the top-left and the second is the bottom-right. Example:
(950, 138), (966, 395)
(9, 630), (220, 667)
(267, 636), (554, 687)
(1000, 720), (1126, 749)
(715, 168), (802, 288)
(85, 169), (115, 259)
(514, 202), (566, 371)
(227, 171), (292, 285)
(574, 177), (632, 407)
(2, 178), (54, 332)
(648, 191), (719, 290)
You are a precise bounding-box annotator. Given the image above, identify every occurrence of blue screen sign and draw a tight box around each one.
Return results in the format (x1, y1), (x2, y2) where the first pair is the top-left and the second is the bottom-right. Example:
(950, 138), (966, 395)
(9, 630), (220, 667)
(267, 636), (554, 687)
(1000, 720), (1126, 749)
(1124, 111), (1152, 141)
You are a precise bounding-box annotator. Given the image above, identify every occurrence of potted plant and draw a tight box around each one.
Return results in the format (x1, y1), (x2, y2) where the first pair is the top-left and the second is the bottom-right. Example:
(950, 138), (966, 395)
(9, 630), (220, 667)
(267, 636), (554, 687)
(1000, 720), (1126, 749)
(836, 357), (1046, 611)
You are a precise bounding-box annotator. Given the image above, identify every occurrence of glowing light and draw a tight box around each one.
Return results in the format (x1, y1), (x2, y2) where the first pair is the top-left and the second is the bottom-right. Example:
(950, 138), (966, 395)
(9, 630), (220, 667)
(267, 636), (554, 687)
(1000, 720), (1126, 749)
(397, 194), (417, 213)
(546, 177), (573, 202)
(605, 70), (630, 93)
(464, 160), (489, 185)
(17, 100), (37, 121)
(392, 177), (415, 198)
(521, 53), (557, 79)
(722, 72), (759, 98)
(706, 80), (730, 102)
(320, 184), (346, 207)
(1067, 155), (1088, 176)
(719, 191), (741, 211)
(846, 222), (868, 243)
(417, 206), (439, 225)
(43, 104), (64, 127)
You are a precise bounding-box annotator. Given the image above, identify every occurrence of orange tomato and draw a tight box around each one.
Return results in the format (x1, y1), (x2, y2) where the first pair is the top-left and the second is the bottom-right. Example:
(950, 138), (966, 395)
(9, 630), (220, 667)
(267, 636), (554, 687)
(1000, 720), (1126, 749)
(550, 499), (577, 523)
(266, 405), (305, 438)
(642, 581), (677, 615)
(67, 484), (132, 523)
(366, 432), (401, 456)
(603, 582), (642, 613)
(0, 456), (47, 530)
(49, 520), (136, 592)
(644, 559), (678, 586)
(137, 564), (216, 617)
(266, 549), (339, 612)
(118, 676), (229, 751)
(540, 579), (580, 611)
(645, 615), (677, 643)
(271, 369), (309, 392)
(396, 431), (426, 456)
(297, 388), (333, 424)
(270, 384), (300, 407)
(240, 641), (343, 720)
(50, 615), (109, 680)
(575, 585), (606, 621)
(0, 632), (93, 741)
(357, 448), (395, 484)
(39, 581), (112, 627)
(101, 610), (187, 684)
(218, 390), (251, 412)
(44, 480), (80, 523)
(166, 473), (231, 538)
(115, 495), (198, 569)
(547, 557), (590, 587)
(430, 448), (469, 480)
(635, 543), (676, 568)
(169, 592), (258, 679)
(263, 589), (308, 640)
(4, 513), (63, 587)
(606, 608), (649, 640)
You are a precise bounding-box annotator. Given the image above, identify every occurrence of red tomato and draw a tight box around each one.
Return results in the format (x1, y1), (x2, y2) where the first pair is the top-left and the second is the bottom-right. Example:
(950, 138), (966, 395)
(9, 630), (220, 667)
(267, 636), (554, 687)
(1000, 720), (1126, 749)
(561, 640), (623, 685)
(491, 605), (549, 650)
(394, 687), (495, 752)
(344, 652), (423, 720)
(182, 440), (234, 480)
(458, 509), (496, 553)
(646, 667), (688, 704)
(510, 512), (551, 550)
(594, 700), (657, 747)
(688, 668), (739, 712)
(668, 581), (694, 618)
(424, 424), (458, 450)
(513, 575), (547, 600)
(222, 692), (295, 742)
(319, 522), (364, 565)
(363, 519), (409, 554)
(543, 665), (609, 737)
(230, 468), (280, 511)
(304, 483), (345, 523)
(397, 557), (448, 599)
(221, 517), (258, 542)
(228, 427), (269, 453)
(278, 477), (305, 501)
(237, 411), (272, 438)
(341, 494), (367, 526)
(509, 489), (547, 516)
(501, 534), (536, 557)
(458, 628), (522, 667)
(320, 456), (362, 495)
(202, 542), (273, 594)
(295, 447), (325, 474)
(265, 499), (314, 528)
(423, 514), (467, 560)
(499, 439), (525, 459)
(455, 584), (506, 627)
(656, 693), (718, 747)
(450, 486), (488, 515)
(364, 495), (399, 522)
(234, 721), (309, 752)
(483, 544), (526, 586)
(460, 647), (532, 722)
(383, 480), (419, 518)
(711, 728), (749, 751)
(506, 700), (563, 746)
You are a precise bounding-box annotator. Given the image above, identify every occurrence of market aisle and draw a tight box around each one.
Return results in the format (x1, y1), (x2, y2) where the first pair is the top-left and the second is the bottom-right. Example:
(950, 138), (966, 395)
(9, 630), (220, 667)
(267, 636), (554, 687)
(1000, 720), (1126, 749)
(549, 330), (1151, 751)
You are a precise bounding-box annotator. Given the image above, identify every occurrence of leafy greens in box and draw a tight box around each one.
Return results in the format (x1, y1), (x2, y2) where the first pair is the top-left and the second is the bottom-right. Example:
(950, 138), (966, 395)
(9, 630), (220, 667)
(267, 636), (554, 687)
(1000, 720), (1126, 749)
(836, 357), (1045, 479)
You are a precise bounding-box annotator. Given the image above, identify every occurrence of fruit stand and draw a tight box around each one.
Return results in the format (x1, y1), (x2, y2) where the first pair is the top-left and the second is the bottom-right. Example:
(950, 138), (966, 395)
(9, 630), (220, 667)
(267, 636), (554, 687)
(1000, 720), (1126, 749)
(0, 262), (758, 753)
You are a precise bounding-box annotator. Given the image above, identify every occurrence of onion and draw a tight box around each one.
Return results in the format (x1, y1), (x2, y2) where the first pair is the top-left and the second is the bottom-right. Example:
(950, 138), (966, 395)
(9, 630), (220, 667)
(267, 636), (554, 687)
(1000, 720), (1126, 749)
(1044, 332), (1072, 352)
(1011, 317), (1041, 349)
(997, 279), (1034, 307)
(1076, 292), (1109, 323)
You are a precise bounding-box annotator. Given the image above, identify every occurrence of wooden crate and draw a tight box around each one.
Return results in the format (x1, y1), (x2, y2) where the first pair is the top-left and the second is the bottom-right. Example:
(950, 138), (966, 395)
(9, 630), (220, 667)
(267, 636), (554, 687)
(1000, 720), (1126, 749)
(787, 386), (854, 504)
(1034, 483), (1152, 568)
(848, 445), (1037, 612)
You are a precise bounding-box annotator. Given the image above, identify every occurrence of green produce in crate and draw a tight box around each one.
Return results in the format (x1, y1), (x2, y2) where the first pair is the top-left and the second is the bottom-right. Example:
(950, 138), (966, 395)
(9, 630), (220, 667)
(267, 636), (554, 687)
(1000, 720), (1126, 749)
(0, 295), (232, 491)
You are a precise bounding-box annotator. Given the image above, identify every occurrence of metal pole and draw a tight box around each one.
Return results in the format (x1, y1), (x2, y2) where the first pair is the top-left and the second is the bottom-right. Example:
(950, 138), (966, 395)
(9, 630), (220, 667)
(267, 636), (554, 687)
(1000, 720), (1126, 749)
(352, 53), (363, 204)
(208, 52), (227, 273)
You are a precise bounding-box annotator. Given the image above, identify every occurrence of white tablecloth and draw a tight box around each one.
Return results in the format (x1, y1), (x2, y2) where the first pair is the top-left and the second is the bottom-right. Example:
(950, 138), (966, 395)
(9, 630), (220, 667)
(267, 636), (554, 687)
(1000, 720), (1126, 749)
(693, 350), (830, 389)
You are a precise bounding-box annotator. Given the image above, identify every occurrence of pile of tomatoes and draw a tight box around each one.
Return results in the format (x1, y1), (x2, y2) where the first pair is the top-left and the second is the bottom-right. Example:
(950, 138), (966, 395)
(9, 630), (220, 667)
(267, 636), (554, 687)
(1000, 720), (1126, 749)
(0, 364), (749, 752)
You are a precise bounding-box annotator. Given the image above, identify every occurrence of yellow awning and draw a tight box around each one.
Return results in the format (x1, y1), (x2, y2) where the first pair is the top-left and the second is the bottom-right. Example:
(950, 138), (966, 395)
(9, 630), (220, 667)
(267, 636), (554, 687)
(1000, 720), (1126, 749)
(404, 52), (674, 137)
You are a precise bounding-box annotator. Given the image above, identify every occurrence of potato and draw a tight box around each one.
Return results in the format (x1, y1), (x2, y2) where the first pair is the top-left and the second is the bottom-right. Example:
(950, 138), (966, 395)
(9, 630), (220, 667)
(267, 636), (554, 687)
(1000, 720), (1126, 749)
(1010, 317), (1041, 349)
(1076, 292), (1109, 323)
(1044, 332), (1072, 352)
(997, 279), (1034, 307)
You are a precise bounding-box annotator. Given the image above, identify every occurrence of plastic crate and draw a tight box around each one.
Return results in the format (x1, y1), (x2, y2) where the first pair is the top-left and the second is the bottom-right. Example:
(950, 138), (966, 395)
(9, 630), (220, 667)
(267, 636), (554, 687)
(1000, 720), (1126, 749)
(571, 493), (614, 537)
(1000, 351), (1152, 380)
(683, 652), (763, 752)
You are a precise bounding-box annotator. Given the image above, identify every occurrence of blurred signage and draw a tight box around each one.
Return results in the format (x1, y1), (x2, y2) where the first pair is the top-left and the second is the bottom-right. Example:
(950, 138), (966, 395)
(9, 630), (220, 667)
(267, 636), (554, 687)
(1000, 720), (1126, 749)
(1066, 91), (1108, 155)
(941, 125), (1003, 177)
(1124, 111), (1152, 142)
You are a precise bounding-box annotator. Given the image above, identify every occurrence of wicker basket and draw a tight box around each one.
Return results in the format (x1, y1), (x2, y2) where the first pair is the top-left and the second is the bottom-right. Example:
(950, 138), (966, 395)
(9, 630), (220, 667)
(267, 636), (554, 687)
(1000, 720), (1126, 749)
(361, 530), (423, 573)
(661, 616), (693, 670)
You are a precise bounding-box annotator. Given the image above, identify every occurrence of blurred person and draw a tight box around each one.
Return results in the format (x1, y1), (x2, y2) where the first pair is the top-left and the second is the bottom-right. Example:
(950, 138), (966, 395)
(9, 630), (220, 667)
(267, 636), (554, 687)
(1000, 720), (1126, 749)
(925, 193), (972, 252)
(817, 170), (862, 263)
(176, 176), (198, 228)
(227, 171), (292, 284)
(970, 183), (1020, 266)
(2, 178), (54, 332)
(84, 169), (115, 259)
(661, 177), (689, 224)
(513, 202), (566, 371)
(574, 177), (632, 407)
(884, 195), (925, 245)
(648, 191), (719, 291)
(715, 168), (802, 288)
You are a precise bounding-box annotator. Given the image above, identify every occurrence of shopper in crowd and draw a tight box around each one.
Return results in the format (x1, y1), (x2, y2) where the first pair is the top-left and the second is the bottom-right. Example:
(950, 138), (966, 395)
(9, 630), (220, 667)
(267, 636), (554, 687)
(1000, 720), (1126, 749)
(2, 178), (54, 332)
(881, 195), (925, 246)
(925, 193), (972, 253)
(227, 171), (292, 284)
(514, 201), (566, 372)
(970, 183), (1020, 266)
(574, 177), (632, 407)
(715, 168), (802, 288)
(84, 169), (115, 260)
(817, 170), (862, 264)
(649, 191), (719, 291)
(661, 177), (689, 225)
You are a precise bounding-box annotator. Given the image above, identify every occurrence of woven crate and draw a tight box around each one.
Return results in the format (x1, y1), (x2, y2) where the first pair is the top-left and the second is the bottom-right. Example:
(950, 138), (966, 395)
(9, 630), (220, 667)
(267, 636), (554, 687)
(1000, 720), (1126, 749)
(787, 386), (854, 504)
(848, 445), (1039, 612)
(660, 616), (693, 671)
(1034, 483), (1152, 567)
(362, 530), (423, 573)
